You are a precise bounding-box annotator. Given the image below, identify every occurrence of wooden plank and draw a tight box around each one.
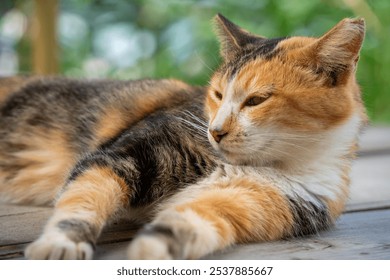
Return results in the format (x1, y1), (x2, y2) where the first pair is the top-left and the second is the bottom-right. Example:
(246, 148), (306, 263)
(203, 209), (390, 260)
(358, 126), (390, 155)
(346, 200), (390, 213)
(0, 206), (51, 245)
(345, 126), (390, 211)
(0, 204), (50, 216)
(98, 220), (138, 244)
(0, 244), (25, 260)
(347, 154), (390, 209)
(0, 205), (51, 260)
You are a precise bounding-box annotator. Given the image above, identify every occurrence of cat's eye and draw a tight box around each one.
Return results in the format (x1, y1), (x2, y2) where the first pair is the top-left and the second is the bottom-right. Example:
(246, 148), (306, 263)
(244, 94), (271, 107)
(214, 91), (223, 100)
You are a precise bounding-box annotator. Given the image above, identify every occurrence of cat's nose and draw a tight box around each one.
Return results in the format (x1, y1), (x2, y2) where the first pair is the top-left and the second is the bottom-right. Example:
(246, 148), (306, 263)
(209, 128), (228, 143)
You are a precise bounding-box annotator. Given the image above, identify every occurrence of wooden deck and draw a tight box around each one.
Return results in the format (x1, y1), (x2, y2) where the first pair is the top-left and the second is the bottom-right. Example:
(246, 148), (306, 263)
(1, 126), (389, 260)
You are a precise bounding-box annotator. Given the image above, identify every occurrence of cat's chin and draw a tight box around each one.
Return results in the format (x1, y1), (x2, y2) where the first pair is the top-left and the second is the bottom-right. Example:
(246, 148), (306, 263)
(216, 147), (281, 167)
(209, 136), (278, 166)
(217, 148), (261, 166)
(209, 140), (249, 164)
(210, 146), (243, 165)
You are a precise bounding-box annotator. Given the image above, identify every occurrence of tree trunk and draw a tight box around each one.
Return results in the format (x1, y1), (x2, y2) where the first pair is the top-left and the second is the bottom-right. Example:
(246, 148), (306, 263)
(32, 0), (58, 75)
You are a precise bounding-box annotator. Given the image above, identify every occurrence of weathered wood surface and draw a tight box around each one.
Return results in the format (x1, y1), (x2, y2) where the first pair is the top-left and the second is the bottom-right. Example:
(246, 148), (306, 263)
(205, 209), (390, 260)
(0, 126), (389, 260)
(346, 126), (390, 211)
(94, 209), (390, 260)
(358, 126), (390, 156)
(348, 154), (390, 208)
(4, 208), (387, 260)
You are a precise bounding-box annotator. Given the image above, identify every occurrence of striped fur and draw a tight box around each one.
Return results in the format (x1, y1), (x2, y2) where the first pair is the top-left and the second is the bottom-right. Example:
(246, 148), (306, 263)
(0, 14), (366, 260)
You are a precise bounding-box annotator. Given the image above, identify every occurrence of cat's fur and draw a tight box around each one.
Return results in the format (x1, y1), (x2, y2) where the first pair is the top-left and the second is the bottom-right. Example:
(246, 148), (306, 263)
(0, 14), (366, 259)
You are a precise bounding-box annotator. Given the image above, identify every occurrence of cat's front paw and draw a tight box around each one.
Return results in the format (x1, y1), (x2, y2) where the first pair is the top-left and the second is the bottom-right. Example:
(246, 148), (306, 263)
(25, 232), (94, 260)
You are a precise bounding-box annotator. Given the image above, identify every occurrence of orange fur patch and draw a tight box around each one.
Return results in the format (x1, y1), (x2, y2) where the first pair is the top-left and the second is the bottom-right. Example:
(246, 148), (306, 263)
(261, 59), (349, 129)
(94, 79), (192, 144)
(0, 129), (75, 205)
(56, 166), (129, 225)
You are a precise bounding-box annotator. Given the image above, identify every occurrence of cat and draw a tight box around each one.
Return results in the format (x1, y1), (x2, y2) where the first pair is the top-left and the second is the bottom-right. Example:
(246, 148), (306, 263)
(0, 14), (366, 260)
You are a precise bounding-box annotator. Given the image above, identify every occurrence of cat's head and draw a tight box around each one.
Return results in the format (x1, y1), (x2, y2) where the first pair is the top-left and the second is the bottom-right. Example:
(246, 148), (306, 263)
(205, 14), (367, 167)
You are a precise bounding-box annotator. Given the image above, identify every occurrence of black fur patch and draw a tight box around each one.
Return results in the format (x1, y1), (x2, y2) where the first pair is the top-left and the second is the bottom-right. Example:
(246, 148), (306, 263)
(57, 219), (98, 246)
(288, 197), (331, 237)
(227, 37), (287, 77)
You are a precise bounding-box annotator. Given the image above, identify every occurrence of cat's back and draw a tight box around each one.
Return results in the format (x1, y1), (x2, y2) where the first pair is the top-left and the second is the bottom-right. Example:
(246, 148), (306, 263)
(0, 77), (207, 205)
(0, 77), (198, 119)
(0, 77), (204, 144)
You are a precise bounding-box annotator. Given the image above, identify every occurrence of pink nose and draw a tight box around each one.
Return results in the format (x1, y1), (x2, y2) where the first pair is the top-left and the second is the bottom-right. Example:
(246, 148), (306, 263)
(209, 128), (228, 143)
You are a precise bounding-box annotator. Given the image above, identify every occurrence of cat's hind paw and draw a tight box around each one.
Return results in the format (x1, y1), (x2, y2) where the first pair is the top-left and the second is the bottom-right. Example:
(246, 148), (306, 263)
(25, 232), (94, 260)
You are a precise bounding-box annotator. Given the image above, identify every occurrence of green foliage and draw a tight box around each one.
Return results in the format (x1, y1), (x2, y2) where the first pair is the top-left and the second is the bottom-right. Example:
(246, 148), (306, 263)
(16, 0), (390, 122)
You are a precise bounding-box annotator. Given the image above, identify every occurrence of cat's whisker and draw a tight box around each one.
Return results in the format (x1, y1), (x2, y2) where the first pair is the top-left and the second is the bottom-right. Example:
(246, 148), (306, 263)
(182, 110), (208, 126)
(249, 136), (323, 145)
(247, 132), (324, 142)
(270, 139), (315, 153)
(256, 146), (296, 159)
(239, 145), (310, 165)
(175, 117), (208, 135)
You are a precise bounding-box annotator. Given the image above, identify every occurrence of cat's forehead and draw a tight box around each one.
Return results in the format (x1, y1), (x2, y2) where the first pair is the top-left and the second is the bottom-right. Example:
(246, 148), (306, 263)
(221, 36), (317, 80)
(210, 36), (321, 96)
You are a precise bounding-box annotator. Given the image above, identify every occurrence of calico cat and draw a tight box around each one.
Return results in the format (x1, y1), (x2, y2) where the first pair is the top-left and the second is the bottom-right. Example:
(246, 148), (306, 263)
(0, 14), (366, 260)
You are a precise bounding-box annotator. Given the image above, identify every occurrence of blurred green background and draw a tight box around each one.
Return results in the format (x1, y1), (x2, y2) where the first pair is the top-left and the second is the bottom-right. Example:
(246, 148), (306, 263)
(0, 0), (389, 123)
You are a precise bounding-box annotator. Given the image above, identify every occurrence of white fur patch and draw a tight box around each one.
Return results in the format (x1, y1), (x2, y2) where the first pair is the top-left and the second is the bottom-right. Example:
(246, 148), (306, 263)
(209, 79), (237, 132)
(250, 113), (360, 204)
(178, 208), (222, 259)
(128, 208), (221, 260)
(127, 235), (173, 260)
(25, 229), (93, 260)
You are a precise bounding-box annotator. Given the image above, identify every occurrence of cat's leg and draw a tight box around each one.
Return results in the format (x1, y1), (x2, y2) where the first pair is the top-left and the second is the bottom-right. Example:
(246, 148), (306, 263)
(127, 175), (332, 260)
(25, 166), (129, 259)
(127, 177), (296, 260)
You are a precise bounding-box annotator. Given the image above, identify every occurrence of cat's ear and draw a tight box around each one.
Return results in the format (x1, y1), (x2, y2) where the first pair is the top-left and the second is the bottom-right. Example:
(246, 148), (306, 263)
(307, 18), (365, 75)
(214, 13), (265, 61)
